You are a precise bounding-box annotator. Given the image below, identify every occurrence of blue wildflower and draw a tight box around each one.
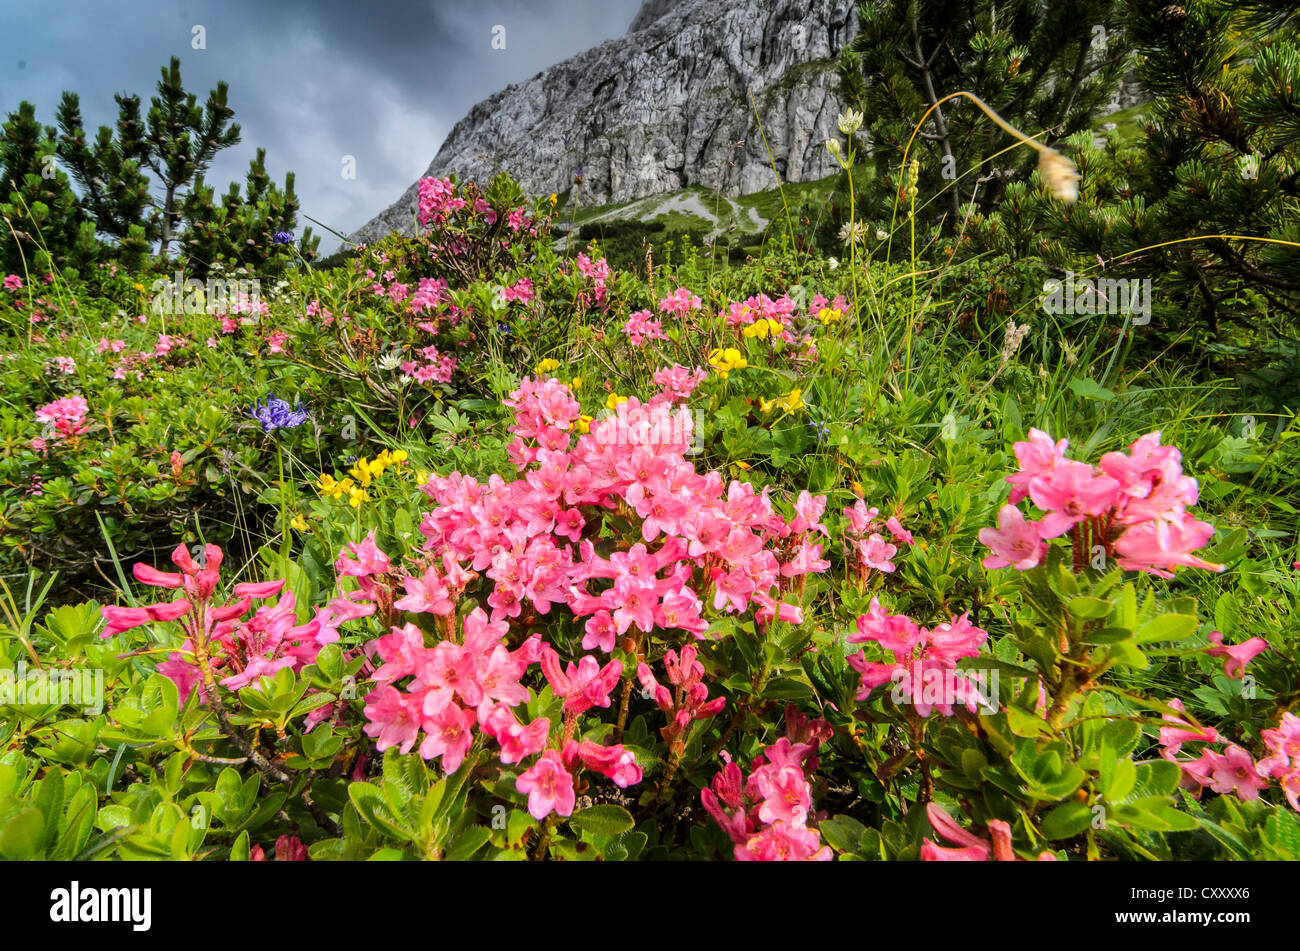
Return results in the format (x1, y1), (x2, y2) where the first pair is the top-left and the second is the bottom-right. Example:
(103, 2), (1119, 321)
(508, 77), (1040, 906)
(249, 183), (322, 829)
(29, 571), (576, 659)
(272, 231), (294, 245)
(808, 420), (830, 443)
(250, 395), (309, 433)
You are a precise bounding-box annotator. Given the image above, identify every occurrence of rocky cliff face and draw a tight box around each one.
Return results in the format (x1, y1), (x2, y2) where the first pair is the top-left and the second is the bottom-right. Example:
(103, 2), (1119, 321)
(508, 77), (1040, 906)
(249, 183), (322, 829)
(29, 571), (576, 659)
(351, 0), (857, 242)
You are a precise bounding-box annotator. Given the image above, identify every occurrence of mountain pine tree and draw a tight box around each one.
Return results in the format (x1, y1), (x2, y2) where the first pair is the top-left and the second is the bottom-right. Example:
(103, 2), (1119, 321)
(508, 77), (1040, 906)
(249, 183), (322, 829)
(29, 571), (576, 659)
(824, 0), (1128, 248)
(0, 101), (97, 275)
(1111, 0), (1300, 333)
(55, 91), (157, 269)
(141, 56), (241, 257)
(179, 147), (318, 277)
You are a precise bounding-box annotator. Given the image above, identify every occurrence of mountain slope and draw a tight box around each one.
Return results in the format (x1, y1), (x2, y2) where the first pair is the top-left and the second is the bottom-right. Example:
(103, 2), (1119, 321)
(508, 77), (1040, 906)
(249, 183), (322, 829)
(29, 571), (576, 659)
(351, 0), (857, 242)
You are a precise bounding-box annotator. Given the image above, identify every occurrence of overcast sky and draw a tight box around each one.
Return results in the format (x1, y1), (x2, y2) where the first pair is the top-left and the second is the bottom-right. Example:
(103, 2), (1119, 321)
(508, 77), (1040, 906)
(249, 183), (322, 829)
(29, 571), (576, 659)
(1, 0), (644, 252)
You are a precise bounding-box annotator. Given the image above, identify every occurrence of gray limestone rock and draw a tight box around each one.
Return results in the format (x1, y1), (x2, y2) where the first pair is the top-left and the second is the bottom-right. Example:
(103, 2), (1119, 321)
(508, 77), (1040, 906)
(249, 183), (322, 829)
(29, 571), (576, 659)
(350, 0), (858, 243)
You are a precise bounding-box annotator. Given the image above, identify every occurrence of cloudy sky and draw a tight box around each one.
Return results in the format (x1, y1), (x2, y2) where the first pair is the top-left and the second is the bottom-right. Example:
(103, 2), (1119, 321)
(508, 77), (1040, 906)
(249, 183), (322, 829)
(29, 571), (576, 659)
(1, 0), (644, 252)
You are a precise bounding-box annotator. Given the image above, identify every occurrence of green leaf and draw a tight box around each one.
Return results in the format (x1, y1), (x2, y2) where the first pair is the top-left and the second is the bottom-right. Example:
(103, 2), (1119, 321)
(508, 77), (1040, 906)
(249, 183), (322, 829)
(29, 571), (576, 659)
(1263, 811), (1300, 858)
(1005, 704), (1054, 738)
(1, 809), (46, 859)
(1067, 596), (1112, 620)
(818, 814), (869, 855)
(1134, 614), (1199, 645)
(1100, 756), (1136, 802)
(1067, 378), (1115, 401)
(444, 825), (492, 861)
(1134, 760), (1180, 798)
(1041, 802), (1093, 840)
(568, 804), (635, 837)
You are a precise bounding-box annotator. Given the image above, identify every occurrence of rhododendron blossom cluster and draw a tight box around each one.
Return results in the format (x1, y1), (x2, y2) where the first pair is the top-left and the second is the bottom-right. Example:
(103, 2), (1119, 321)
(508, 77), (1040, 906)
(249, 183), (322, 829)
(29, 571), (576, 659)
(99, 544), (340, 709)
(981, 429), (1225, 578)
(842, 500), (912, 580)
(701, 726), (832, 861)
(1157, 699), (1298, 806)
(34, 395), (89, 441)
(845, 598), (991, 716)
(363, 608), (543, 771)
(637, 643), (726, 750)
(416, 176), (467, 226)
(413, 375), (828, 644)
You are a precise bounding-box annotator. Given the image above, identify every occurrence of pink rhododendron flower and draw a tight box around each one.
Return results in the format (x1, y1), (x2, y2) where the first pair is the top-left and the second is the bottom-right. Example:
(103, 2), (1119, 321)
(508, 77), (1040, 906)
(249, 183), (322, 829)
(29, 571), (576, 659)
(1204, 630), (1269, 679)
(1259, 713), (1300, 811)
(701, 732), (832, 861)
(100, 544), (337, 708)
(516, 749), (576, 820)
(845, 598), (990, 717)
(984, 430), (1224, 578)
(659, 287), (702, 315)
(979, 504), (1048, 570)
(623, 309), (667, 346)
(921, 804), (1056, 861)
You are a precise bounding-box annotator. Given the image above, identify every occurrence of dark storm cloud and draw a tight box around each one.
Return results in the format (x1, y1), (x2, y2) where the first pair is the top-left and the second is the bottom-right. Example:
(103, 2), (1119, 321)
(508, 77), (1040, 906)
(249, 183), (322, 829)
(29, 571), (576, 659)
(0, 0), (642, 252)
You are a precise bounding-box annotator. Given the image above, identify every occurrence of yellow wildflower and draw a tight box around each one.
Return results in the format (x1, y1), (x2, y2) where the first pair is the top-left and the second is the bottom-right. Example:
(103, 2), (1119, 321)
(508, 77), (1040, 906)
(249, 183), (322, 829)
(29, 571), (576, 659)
(742, 318), (783, 340)
(317, 473), (355, 501)
(134, 283), (146, 292)
(290, 514), (309, 531)
(535, 358), (561, 375)
(576, 415), (593, 434)
(760, 390), (804, 414)
(707, 348), (748, 379)
(569, 376), (582, 390)
(605, 392), (628, 410)
(818, 307), (843, 324)
(390, 449), (408, 464)
(348, 486), (369, 508)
